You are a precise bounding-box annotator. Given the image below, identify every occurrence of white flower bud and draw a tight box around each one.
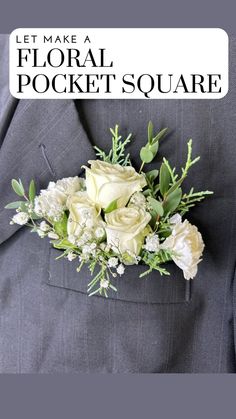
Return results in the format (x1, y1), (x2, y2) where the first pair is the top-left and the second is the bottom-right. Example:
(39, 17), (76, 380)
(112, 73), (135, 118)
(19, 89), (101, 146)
(48, 231), (59, 240)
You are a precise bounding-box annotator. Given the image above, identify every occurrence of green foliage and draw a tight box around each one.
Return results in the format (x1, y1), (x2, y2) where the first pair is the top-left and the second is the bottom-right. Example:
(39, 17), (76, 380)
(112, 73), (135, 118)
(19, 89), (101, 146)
(11, 179), (25, 197)
(140, 121), (167, 167)
(140, 249), (172, 277)
(104, 198), (118, 214)
(147, 197), (164, 217)
(29, 179), (36, 201)
(163, 188), (182, 215)
(159, 163), (171, 196)
(143, 137), (213, 217)
(94, 125), (132, 166)
(178, 188), (213, 215)
(5, 201), (25, 209)
(53, 213), (68, 237)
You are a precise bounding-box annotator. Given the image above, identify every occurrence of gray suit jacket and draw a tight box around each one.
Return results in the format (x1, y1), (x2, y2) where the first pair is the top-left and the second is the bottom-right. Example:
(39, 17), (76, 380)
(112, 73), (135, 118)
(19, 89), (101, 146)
(0, 35), (236, 373)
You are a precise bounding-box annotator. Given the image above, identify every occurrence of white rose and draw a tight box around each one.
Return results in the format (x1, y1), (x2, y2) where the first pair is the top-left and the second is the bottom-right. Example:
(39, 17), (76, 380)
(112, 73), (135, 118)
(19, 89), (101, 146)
(105, 207), (151, 257)
(67, 192), (102, 238)
(34, 176), (83, 221)
(83, 160), (146, 209)
(161, 219), (205, 280)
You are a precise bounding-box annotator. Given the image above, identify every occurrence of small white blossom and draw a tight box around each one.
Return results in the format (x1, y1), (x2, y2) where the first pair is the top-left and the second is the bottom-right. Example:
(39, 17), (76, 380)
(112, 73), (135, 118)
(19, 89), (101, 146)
(90, 242), (97, 250)
(48, 231), (59, 240)
(12, 212), (29, 225)
(82, 245), (92, 255)
(95, 227), (105, 239)
(100, 279), (109, 289)
(107, 257), (119, 268)
(143, 234), (160, 252)
(117, 264), (125, 276)
(39, 221), (50, 232)
(67, 252), (77, 262)
(81, 231), (93, 243)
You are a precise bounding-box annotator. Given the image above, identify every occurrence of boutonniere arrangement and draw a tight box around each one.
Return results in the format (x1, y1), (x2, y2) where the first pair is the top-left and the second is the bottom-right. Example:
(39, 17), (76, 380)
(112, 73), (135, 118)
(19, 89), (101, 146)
(6, 122), (213, 297)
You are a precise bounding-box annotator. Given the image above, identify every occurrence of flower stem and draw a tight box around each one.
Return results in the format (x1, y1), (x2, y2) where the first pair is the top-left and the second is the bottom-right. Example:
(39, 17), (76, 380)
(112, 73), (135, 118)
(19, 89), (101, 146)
(139, 161), (145, 173)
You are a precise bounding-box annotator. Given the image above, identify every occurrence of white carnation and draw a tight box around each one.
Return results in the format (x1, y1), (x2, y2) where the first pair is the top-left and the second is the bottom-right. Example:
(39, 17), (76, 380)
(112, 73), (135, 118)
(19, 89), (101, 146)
(34, 190), (65, 221)
(48, 176), (84, 195)
(12, 212), (29, 225)
(34, 176), (83, 221)
(161, 219), (204, 280)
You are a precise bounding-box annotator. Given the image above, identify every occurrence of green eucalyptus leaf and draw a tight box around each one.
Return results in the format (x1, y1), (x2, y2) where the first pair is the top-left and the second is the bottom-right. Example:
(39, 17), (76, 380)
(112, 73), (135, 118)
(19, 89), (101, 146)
(149, 142), (159, 157)
(152, 127), (168, 144)
(163, 188), (182, 214)
(148, 197), (164, 216)
(11, 179), (25, 197)
(29, 179), (36, 201)
(143, 189), (151, 197)
(159, 163), (171, 196)
(5, 201), (24, 209)
(146, 169), (159, 183)
(140, 147), (154, 164)
(148, 121), (153, 144)
(104, 199), (118, 213)
(166, 177), (183, 196)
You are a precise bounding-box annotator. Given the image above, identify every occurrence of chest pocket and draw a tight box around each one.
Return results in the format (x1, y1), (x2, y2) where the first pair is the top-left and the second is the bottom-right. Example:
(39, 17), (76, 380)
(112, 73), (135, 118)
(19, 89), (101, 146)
(46, 247), (192, 304)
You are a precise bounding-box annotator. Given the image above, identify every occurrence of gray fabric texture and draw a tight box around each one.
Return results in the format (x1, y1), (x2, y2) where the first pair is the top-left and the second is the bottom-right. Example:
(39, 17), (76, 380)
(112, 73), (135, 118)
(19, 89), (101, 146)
(0, 35), (236, 372)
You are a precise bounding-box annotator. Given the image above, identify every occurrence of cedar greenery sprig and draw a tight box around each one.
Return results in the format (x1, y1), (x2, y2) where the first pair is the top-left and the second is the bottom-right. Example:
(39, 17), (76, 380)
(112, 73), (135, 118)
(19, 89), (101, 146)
(94, 125), (132, 166)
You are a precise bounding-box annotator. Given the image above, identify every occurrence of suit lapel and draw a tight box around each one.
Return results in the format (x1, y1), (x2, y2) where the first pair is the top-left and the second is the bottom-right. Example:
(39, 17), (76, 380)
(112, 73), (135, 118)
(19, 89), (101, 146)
(0, 99), (96, 245)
